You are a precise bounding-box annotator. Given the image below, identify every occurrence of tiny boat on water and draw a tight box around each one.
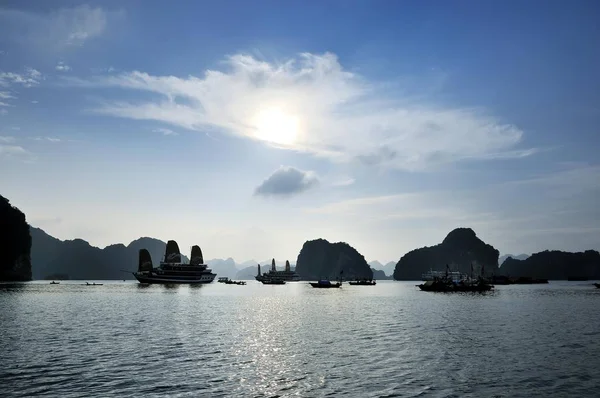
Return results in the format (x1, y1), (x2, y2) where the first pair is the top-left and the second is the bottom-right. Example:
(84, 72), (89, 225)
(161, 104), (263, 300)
(225, 279), (246, 285)
(594, 283), (600, 289)
(84, 282), (103, 286)
(310, 279), (342, 288)
(218, 277), (230, 283)
(49, 281), (60, 285)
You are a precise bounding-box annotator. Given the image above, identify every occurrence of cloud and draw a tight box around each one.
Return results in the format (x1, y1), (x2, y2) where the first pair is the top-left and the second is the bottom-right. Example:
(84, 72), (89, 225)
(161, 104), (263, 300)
(0, 67), (42, 88)
(0, 5), (122, 49)
(0, 91), (15, 100)
(31, 136), (61, 142)
(332, 177), (356, 187)
(152, 127), (178, 136)
(0, 144), (29, 157)
(0, 136), (15, 143)
(254, 166), (319, 197)
(0, 109), (7, 115)
(0, 101), (10, 107)
(69, 52), (535, 171)
(55, 62), (71, 72)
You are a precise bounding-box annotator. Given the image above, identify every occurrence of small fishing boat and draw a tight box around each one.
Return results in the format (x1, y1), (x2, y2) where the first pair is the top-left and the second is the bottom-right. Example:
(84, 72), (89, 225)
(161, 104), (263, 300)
(310, 279), (342, 288)
(49, 281), (60, 285)
(218, 277), (230, 283)
(84, 282), (103, 286)
(594, 283), (600, 289)
(225, 279), (246, 285)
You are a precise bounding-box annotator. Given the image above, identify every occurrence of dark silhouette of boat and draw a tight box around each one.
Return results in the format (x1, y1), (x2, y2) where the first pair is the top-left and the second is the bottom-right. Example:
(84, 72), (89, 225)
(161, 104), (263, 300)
(417, 263), (493, 292)
(261, 278), (286, 285)
(310, 279), (342, 288)
(133, 241), (216, 284)
(594, 283), (600, 289)
(49, 281), (59, 285)
(225, 279), (246, 285)
(84, 282), (103, 286)
(255, 259), (300, 282)
(348, 278), (376, 286)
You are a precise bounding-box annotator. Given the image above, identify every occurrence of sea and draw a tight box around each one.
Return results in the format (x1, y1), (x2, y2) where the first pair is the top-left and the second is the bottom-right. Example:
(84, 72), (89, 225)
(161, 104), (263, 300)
(1, 280), (599, 397)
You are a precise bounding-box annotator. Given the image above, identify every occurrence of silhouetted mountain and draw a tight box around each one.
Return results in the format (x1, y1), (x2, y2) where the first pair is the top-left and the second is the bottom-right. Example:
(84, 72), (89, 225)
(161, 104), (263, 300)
(393, 228), (499, 280)
(0, 195), (32, 281)
(207, 258), (238, 279)
(371, 268), (392, 280)
(30, 228), (185, 280)
(296, 238), (373, 280)
(236, 264), (270, 280)
(499, 250), (600, 280)
(499, 253), (529, 265)
(369, 260), (396, 276)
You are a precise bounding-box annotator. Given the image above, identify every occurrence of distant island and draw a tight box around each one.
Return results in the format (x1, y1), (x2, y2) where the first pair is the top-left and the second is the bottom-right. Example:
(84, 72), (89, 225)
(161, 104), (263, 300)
(499, 250), (600, 280)
(295, 238), (373, 280)
(0, 195), (32, 281)
(393, 228), (499, 280)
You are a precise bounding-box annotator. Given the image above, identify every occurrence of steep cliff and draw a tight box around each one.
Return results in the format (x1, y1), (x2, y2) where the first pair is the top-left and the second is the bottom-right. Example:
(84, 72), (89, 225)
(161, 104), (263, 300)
(500, 250), (600, 279)
(0, 195), (32, 281)
(295, 238), (373, 280)
(393, 228), (499, 280)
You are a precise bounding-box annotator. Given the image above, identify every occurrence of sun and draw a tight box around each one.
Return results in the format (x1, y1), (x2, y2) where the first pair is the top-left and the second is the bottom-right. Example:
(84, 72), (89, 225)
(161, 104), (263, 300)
(253, 107), (300, 146)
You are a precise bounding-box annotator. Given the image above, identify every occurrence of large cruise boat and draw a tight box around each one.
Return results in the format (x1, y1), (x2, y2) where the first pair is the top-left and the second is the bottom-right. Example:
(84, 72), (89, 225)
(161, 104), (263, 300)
(256, 259), (301, 282)
(421, 268), (463, 282)
(133, 240), (216, 284)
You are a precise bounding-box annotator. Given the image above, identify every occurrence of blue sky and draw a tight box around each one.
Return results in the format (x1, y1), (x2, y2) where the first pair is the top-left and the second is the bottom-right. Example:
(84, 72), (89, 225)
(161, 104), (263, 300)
(1, 0), (599, 263)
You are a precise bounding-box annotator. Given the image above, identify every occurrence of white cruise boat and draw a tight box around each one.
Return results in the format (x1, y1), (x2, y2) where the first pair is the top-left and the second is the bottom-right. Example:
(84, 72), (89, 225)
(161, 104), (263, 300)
(255, 259), (301, 282)
(133, 240), (216, 284)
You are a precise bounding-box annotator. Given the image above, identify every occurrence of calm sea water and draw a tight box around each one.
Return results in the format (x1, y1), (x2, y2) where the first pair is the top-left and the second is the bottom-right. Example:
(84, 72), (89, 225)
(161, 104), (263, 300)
(1, 280), (599, 397)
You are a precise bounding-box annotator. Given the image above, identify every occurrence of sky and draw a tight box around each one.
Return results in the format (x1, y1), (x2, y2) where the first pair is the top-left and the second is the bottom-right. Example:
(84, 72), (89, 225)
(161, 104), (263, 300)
(1, 0), (599, 264)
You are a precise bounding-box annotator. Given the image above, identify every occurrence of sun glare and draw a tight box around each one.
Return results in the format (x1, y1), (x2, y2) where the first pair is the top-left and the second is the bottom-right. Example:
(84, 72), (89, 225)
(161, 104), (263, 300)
(253, 107), (300, 146)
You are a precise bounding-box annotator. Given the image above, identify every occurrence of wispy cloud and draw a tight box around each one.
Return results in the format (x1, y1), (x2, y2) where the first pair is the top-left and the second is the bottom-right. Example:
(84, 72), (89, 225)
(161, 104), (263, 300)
(0, 144), (30, 158)
(55, 62), (71, 72)
(0, 5), (123, 50)
(254, 166), (319, 197)
(0, 67), (42, 88)
(331, 177), (356, 187)
(70, 52), (535, 171)
(152, 127), (178, 136)
(0, 136), (15, 143)
(0, 101), (10, 107)
(0, 91), (15, 100)
(31, 136), (61, 142)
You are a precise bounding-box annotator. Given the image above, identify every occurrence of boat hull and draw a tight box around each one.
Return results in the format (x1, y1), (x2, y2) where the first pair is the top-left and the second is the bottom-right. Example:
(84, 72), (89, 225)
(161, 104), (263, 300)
(310, 282), (341, 288)
(134, 273), (216, 284)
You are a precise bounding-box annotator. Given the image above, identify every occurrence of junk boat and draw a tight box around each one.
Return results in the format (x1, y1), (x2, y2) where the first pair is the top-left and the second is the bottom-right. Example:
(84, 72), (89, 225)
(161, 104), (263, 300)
(133, 240), (216, 284)
(348, 278), (376, 286)
(256, 259), (300, 282)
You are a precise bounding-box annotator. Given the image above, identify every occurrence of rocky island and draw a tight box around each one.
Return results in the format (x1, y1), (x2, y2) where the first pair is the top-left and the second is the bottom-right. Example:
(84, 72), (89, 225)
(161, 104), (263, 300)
(0, 195), (32, 281)
(393, 228), (499, 280)
(500, 250), (600, 280)
(295, 238), (373, 280)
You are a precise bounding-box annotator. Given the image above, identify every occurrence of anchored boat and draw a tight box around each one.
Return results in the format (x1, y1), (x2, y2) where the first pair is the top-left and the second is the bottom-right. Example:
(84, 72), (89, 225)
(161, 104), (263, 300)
(256, 259), (300, 283)
(133, 240), (216, 284)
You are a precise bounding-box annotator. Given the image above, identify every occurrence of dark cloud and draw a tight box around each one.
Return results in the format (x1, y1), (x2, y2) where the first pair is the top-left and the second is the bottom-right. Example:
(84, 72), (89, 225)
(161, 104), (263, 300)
(254, 166), (319, 197)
